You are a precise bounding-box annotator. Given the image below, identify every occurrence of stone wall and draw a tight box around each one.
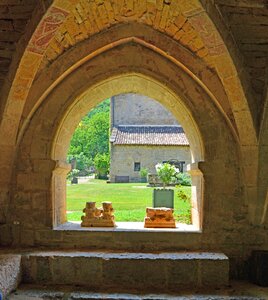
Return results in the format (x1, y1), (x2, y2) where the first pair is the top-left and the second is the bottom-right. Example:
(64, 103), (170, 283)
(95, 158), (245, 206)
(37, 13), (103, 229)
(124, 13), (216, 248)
(110, 145), (191, 183)
(3, 36), (247, 257)
(111, 93), (178, 126)
(0, 3), (267, 282)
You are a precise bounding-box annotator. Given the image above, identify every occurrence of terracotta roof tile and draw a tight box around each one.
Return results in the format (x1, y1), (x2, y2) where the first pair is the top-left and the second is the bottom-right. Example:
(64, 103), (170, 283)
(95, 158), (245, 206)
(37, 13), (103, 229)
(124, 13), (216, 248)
(110, 126), (189, 146)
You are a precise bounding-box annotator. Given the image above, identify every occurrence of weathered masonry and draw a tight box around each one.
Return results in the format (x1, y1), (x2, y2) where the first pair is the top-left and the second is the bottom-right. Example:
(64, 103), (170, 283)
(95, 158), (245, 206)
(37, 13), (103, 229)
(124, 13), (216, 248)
(0, 0), (268, 298)
(109, 93), (191, 182)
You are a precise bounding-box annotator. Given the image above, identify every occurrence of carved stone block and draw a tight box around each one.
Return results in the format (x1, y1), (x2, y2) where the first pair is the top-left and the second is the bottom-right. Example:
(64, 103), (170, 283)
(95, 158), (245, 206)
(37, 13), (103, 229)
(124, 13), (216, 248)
(81, 201), (115, 227)
(144, 207), (176, 228)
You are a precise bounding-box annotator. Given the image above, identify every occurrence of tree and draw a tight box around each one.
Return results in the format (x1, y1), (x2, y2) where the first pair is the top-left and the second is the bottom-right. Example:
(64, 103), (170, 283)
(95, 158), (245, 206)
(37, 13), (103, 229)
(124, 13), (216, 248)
(67, 99), (110, 171)
(87, 98), (110, 118)
(67, 153), (93, 171)
(155, 163), (180, 189)
(94, 153), (110, 179)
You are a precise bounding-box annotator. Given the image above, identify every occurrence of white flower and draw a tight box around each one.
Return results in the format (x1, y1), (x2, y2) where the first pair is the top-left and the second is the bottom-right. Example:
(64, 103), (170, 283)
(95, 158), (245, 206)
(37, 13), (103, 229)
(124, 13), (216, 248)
(155, 163), (163, 172)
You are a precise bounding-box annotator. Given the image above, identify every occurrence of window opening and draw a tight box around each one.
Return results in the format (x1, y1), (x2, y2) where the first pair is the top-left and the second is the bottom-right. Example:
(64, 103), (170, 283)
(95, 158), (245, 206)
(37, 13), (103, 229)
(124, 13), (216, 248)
(134, 162), (141, 171)
(65, 93), (194, 227)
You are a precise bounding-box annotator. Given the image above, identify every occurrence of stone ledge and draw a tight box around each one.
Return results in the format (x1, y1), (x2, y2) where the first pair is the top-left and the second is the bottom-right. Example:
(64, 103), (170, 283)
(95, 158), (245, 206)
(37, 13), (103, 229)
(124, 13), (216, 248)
(54, 221), (201, 233)
(21, 250), (227, 261)
(21, 251), (229, 291)
(8, 281), (268, 300)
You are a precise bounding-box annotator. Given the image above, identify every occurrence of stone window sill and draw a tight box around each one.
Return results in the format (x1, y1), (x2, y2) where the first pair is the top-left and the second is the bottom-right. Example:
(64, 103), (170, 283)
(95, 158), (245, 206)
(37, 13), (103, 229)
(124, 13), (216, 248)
(54, 221), (201, 233)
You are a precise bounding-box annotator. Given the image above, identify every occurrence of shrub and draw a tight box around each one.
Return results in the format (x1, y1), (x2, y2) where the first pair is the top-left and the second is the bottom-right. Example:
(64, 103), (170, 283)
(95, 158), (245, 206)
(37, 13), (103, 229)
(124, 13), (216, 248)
(94, 153), (110, 179)
(67, 169), (80, 182)
(177, 172), (192, 186)
(139, 168), (148, 178)
(177, 187), (191, 202)
(176, 186), (191, 224)
(67, 153), (93, 172)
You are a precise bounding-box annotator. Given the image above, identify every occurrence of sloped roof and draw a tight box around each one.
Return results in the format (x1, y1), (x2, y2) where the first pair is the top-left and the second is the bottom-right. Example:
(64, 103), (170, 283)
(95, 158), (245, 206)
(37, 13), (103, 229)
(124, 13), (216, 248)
(110, 125), (189, 146)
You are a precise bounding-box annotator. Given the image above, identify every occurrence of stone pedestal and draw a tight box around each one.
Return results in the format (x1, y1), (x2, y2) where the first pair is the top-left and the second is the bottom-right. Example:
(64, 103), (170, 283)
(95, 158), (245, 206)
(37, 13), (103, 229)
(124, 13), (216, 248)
(144, 207), (176, 228)
(81, 201), (115, 227)
(153, 189), (174, 208)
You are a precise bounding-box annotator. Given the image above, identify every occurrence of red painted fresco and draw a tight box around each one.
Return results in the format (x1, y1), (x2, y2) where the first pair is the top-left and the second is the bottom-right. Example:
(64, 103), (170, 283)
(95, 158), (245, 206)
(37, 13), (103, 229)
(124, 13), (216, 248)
(28, 6), (69, 55)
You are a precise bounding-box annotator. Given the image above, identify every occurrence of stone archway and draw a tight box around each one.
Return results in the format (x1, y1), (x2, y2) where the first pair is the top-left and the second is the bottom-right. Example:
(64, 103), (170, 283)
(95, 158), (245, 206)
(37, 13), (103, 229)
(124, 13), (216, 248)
(0, 3), (258, 237)
(10, 35), (243, 249)
(257, 90), (268, 225)
(53, 73), (204, 162)
(52, 73), (205, 229)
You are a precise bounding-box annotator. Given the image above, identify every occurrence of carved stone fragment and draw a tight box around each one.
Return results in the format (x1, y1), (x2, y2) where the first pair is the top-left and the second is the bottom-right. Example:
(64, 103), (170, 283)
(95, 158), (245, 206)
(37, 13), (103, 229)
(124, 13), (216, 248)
(81, 201), (115, 227)
(144, 207), (176, 228)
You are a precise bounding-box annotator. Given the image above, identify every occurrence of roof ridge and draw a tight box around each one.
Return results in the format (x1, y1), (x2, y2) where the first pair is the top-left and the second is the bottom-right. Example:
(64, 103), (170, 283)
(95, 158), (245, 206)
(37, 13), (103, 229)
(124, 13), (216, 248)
(111, 126), (189, 146)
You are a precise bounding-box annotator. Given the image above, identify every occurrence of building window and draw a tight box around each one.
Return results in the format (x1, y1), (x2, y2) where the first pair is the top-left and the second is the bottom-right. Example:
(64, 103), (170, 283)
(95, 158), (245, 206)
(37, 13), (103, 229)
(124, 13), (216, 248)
(134, 162), (141, 171)
(163, 160), (185, 172)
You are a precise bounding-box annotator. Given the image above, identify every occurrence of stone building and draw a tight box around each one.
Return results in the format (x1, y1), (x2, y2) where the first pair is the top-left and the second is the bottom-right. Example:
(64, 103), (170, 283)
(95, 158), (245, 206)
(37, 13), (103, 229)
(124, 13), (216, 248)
(109, 93), (191, 182)
(0, 1), (268, 298)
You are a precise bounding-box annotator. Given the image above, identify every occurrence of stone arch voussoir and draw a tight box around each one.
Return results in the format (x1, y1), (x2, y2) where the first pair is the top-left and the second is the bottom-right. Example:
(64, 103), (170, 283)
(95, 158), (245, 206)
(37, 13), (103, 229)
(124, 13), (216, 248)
(13, 40), (243, 242)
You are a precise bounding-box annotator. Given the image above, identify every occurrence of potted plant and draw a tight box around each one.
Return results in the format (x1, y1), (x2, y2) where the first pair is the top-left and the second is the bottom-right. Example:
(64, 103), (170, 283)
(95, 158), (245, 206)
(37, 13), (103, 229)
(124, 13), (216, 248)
(153, 163), (180, 208)
(139, 167), (148, 183)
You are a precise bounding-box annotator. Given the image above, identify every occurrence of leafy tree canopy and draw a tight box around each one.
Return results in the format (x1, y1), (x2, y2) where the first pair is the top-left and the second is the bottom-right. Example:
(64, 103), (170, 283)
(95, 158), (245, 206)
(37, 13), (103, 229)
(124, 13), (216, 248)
(94, 152), (110, 179)
(88, 98), (110, 118)
(68, 99), (110, 171)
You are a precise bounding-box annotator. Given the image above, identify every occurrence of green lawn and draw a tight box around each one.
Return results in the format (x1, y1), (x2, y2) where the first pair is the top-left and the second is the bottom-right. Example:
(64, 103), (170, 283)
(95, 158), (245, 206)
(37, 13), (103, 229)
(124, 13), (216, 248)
(67, 178), (191, 223)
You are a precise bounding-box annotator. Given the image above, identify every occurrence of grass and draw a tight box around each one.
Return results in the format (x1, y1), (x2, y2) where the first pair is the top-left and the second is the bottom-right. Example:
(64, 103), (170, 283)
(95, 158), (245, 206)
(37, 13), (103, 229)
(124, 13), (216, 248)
(66, 178), (191, 223)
